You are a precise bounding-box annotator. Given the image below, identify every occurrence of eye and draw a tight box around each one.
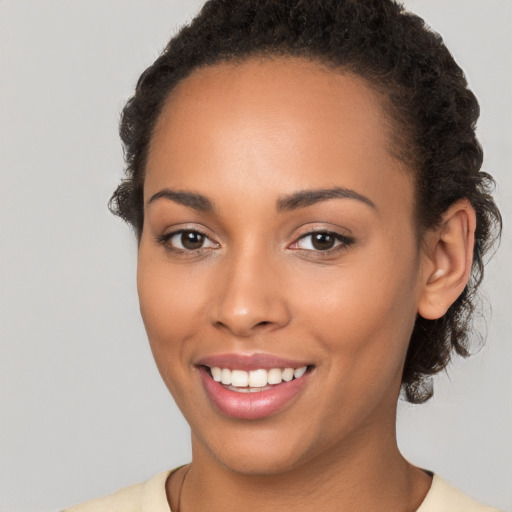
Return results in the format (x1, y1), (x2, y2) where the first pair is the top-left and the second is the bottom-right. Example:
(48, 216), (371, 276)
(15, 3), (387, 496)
(291, 231), (354, 252)
(156, 229), (218, 252)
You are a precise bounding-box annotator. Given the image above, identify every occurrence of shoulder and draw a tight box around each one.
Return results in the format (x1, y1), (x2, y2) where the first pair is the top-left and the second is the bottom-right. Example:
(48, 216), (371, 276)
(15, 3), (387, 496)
(417, 474), (503, 512)
(62, 470), (173, 512)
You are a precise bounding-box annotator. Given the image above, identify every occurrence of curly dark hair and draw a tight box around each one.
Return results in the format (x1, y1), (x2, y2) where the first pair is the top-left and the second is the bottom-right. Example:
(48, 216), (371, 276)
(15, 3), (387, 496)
(110, 0), (502, 403)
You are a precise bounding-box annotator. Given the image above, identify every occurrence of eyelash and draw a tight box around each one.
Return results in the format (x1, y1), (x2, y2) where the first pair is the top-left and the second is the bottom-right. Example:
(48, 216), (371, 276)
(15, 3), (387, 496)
(155, 229), (217, 255)
(155, 229), (355, 256)
(290, 230), (355, 255)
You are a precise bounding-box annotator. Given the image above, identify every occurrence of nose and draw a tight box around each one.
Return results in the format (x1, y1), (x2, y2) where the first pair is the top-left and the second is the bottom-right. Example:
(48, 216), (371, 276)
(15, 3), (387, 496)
(210, 247), (291, 337)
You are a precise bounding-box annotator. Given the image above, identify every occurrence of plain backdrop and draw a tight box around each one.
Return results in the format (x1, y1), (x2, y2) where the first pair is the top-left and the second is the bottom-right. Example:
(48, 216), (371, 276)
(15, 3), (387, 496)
(0, 1), (510, 511)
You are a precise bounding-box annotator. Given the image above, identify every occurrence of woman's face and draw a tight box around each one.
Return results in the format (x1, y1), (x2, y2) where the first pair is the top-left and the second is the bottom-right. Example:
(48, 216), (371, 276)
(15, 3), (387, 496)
(138, 58), (428, 474)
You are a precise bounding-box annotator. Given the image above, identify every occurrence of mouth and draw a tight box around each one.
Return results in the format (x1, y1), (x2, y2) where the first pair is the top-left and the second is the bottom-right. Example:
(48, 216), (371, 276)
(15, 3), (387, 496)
(206, 365), (309, 392)
(196, 355), (314, 420)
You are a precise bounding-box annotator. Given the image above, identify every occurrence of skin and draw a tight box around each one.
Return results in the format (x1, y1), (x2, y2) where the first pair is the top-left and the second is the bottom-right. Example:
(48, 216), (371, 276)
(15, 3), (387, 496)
(137, 57), (475, 511)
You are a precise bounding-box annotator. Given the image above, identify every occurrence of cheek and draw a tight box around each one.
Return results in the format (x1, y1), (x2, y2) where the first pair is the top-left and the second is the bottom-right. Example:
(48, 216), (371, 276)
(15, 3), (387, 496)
(138, 255), (205, 341)
(294, 250), (420, 381)
(136, 246), (210, 393)
(301, 279), (417, 437)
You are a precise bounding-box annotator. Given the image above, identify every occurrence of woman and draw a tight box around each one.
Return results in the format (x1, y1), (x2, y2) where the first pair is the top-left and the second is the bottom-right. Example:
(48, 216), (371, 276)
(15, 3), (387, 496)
(63, 0), (503, 511)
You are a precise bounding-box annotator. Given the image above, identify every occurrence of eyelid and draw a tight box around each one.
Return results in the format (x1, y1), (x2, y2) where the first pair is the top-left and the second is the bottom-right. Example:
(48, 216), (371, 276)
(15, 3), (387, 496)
(155, 224), (354, 255)
(155, 226), (220, 252)
(288, 227), (355, 252)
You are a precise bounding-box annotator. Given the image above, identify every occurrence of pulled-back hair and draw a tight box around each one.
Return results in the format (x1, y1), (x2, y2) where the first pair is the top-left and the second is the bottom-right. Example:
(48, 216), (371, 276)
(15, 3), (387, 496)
(110, 0), (502, 403)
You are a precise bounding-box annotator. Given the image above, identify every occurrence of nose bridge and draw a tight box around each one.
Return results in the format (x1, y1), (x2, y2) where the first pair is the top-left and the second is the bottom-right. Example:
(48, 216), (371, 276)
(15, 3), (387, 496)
(212, 239), (290, 336)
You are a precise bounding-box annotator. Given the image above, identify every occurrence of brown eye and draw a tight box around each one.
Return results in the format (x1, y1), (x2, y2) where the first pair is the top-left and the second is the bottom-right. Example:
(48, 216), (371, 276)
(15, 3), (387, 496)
(157, 229), (218, 252)
(181, 231), (205, 250)
(291, 230), (354, 253)
(311, 232), (336, 250)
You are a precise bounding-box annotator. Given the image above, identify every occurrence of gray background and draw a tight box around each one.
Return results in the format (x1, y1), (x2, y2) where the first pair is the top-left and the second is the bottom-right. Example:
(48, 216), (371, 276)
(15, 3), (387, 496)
(0, 1), (510, 511)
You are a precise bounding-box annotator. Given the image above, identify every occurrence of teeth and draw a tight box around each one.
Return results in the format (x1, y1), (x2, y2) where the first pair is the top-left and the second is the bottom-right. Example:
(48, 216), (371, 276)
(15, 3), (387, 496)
(294, 366), (307, 379)
(221, 368), (231, 385)
(267, 368), (283, 385)
(231, 370), (249, 387)
(211, 367), (222, 382)
(282, 368), (294, 382)
(248, 369), (267, 388)
(209, 366), (308, 388)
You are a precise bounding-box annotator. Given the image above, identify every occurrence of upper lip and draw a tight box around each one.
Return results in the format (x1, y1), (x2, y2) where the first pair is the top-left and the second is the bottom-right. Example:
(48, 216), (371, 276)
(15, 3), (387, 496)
(196, 353), (312, 371)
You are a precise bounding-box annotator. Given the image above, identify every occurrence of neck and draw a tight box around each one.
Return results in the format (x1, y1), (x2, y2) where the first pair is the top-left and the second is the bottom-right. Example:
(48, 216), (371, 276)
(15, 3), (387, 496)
(176, 421), (431, 512)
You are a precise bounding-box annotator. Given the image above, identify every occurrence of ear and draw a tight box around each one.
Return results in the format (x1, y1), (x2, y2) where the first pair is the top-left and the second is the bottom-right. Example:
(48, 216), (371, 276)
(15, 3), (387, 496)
(418, 199), (476, 320)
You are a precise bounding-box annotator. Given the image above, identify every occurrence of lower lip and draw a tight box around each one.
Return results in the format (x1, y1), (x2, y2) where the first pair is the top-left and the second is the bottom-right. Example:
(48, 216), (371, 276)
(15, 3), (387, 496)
(198, 366), (310, 420)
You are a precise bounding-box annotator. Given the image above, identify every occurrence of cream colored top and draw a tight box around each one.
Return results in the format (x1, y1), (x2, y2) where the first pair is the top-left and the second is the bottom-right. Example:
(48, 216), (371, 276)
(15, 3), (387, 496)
(63, 470), (502, 512)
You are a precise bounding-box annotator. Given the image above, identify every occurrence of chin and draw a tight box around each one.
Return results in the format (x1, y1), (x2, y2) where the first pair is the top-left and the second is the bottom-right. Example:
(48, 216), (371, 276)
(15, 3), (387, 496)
(190, 416), (338, 477)
(210, 444), (310, 476)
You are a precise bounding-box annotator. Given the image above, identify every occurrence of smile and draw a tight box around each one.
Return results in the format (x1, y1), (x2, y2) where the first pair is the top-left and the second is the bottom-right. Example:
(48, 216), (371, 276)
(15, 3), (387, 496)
(197, 355), (313, 420)
(209, 366), (308, 391)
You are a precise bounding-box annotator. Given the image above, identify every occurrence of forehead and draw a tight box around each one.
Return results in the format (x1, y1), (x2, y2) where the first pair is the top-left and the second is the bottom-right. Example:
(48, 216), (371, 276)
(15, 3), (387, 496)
(150, 57), (393, 160)
(145, 57), (413, 213)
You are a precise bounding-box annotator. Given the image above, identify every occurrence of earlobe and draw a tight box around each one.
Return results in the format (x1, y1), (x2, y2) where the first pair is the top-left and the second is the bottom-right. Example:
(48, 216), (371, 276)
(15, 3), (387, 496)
(418, 199), (476, 320)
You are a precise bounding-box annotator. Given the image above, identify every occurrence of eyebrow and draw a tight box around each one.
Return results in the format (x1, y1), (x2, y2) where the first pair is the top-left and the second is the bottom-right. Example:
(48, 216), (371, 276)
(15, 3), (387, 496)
(276, 187), (376, 212)
(147, 186), (376, 214)
(147, 189), (215, 212)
